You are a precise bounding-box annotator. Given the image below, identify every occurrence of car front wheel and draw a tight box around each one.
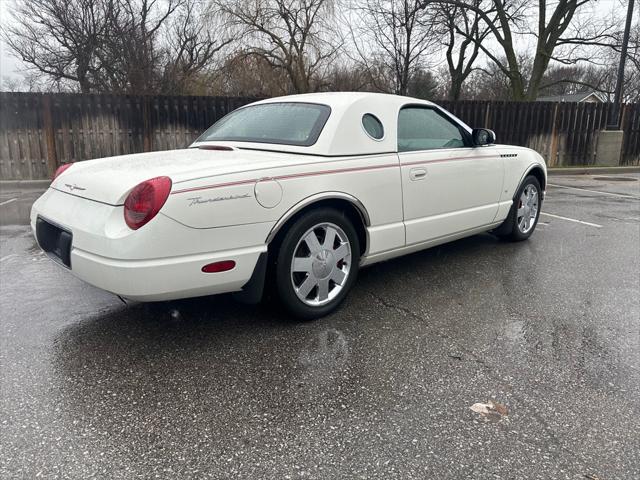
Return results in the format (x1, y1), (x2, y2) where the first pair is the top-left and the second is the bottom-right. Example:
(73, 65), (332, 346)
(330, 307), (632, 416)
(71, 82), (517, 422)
(494, 175), (542, 241)
(275, 208), (360, 319)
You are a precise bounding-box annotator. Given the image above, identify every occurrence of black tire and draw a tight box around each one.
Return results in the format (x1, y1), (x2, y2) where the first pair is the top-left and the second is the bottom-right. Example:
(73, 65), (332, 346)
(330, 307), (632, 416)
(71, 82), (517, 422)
(493, 175), (542, 242)
(274, 207), (360, 320)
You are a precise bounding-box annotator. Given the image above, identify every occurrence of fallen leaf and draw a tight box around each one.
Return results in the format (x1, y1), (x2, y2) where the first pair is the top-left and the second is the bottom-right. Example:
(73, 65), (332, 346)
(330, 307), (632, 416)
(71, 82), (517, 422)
(470, 403), (492, 415)
(491, 401), (508, 416)
(470, 400), (509, 421)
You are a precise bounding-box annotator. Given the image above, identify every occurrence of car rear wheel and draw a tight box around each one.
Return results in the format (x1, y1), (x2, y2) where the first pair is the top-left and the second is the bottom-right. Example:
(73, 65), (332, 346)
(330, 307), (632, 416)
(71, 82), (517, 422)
(493, 175), (542, 241)
(275, 208), (360, 319)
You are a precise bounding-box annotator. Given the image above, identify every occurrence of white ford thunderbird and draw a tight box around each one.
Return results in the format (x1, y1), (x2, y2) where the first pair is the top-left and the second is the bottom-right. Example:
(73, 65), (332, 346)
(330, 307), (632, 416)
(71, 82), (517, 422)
(31, 92), (546, 318)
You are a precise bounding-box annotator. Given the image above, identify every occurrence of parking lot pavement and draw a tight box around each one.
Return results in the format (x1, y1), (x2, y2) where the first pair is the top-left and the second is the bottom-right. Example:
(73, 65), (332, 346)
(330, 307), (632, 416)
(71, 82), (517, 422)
(0, 183), (47, 227)
(1, 174), (639, 479)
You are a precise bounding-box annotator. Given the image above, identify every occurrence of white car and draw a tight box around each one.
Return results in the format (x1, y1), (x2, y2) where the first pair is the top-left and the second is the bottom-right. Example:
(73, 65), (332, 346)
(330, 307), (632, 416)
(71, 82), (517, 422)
(31, 92), (546, 319)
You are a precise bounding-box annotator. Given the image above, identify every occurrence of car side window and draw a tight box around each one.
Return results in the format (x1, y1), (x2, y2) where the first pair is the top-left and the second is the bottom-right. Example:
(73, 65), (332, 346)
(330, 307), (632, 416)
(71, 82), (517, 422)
(362, 114), (384, 140)
(398, 107), (466, 152)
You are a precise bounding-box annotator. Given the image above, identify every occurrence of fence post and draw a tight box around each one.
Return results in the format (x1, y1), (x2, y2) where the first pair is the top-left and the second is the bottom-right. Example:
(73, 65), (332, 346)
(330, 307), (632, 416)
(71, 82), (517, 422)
(142, 96), (152, 152)
(620, 103), (628, 165)
(484, 102), (491, 128)
(549, 103), (559, 167)
(42, 94), (58, 177)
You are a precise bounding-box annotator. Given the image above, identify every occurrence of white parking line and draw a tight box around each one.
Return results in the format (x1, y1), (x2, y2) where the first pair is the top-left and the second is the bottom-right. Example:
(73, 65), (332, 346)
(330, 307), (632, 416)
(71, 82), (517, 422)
(0, 198), (18, 206)
(540, 212), (603, 228)
(548, 183), (639, 200)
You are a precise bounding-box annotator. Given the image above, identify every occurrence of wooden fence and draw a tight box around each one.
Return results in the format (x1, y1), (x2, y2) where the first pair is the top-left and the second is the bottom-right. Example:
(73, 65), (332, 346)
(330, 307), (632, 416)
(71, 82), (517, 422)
(0, 92), (638, 180)
(0, 93), (257, 180)
(439, 100), (640, 167)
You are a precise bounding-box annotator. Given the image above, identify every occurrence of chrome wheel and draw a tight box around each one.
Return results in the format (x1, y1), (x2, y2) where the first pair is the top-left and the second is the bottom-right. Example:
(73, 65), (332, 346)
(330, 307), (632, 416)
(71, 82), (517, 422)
(290, 222), (352, 307)
(517, 184), (539, 234)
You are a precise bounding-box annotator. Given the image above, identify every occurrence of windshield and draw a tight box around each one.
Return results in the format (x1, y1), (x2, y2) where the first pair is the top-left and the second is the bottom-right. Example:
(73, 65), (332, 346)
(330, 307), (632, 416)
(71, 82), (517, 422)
(196, 102), (331, 147)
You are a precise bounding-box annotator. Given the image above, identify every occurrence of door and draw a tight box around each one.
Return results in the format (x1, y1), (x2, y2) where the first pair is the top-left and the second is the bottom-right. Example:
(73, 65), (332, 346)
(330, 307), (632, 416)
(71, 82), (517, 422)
(398, 106), (503, 245)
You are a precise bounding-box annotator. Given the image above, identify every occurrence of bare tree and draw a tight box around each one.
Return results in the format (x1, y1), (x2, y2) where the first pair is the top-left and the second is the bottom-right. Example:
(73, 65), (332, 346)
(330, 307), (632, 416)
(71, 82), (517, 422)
(432, 0), (619, 100)
(460, 55), (523, 100)
(539, 64), (610, 97)
(97, 0), (231, 94)
(604, 13), (640, 103)
(2, 0), (113, 92)
(517, 2), (638, 103)
(406, 67), (438, 98)
(3, 0), (231, 94)
(344, 0), (439, 95)
(219, 0), (339, 94)
(0, 76), (22, 92)
(435, 0), (494, 100)
(159, 1), (233, 94)
(213, 53), (291, 97)
(325, 63), (377, 92)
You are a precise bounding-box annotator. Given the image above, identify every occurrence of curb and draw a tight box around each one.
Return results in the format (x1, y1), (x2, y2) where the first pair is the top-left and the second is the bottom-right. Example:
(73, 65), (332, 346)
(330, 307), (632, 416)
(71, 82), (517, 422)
(0, 180), (50, 191)
(548, 166), (640, 175)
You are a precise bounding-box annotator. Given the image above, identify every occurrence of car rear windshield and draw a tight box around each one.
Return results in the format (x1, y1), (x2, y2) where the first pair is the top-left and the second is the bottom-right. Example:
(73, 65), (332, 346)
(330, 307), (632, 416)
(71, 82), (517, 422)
(196, 102), (331, 147)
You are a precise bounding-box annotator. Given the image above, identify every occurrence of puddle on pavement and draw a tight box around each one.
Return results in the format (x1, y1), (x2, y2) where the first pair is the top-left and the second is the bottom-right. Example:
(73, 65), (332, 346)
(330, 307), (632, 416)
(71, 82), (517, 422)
(298, 328), (349, 373)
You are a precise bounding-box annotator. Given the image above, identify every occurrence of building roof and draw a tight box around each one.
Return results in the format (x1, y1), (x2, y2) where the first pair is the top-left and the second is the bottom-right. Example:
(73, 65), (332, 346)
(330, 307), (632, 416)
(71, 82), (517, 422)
(536, 91), (605, 103)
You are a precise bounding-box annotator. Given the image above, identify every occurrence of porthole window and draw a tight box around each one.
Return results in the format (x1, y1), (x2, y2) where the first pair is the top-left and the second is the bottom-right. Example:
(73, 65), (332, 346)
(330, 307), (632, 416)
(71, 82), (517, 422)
(362, 114), (384, 140)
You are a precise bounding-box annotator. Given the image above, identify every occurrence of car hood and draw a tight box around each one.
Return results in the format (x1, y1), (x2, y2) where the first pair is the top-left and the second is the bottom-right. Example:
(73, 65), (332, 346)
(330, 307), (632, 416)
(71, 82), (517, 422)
(50, 147), (303, 205)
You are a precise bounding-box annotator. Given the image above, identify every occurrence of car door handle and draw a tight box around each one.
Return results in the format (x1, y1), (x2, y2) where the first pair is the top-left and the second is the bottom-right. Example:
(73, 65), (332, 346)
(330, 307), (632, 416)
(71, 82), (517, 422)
(409, 168), (427, 180)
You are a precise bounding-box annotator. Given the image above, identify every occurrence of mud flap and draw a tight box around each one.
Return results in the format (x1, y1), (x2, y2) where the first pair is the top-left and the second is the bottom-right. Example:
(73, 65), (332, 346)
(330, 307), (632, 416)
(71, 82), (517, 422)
(490, 206), (515, 236)
(233, 252), (268, 304)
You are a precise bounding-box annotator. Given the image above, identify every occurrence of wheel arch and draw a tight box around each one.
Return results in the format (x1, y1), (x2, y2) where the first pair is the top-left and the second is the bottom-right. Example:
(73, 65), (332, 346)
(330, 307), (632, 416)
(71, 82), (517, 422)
(523, 164), (546, 197)
(492, 164), (545, 239)
(266, 192), (370, 256)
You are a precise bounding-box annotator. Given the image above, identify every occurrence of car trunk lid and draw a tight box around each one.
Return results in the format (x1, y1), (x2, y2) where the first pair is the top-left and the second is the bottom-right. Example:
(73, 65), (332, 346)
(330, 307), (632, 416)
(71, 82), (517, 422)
(50, 147), (295, 205)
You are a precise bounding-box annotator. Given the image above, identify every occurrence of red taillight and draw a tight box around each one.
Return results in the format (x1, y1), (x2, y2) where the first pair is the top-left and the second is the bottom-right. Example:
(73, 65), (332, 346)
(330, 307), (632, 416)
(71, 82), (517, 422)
(124, 176), (172, 230)
(53, 163), (73, 180)
(201, 260), (236, 273)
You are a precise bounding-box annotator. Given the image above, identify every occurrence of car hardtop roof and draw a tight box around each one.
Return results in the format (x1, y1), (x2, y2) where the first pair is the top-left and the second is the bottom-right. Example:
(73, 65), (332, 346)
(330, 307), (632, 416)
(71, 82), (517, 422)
(253, 92), (437, 110)
(195, 92), (453, 156)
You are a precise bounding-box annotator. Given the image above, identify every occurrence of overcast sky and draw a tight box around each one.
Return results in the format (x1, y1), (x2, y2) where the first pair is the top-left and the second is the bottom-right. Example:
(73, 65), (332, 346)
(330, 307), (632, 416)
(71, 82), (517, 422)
(0, 0), (20, 82)
(0, 0), (630, 90)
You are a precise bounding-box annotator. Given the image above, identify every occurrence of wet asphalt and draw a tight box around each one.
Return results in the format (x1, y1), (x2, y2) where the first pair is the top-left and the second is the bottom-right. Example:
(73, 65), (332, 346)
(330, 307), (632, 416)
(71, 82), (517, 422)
(1, 174), (639, 479)
(0, 184), (43, 227)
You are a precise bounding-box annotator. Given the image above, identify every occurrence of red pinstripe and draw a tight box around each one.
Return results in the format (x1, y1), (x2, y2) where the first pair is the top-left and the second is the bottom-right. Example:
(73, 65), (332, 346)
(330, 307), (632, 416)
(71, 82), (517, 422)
(401, 155), (497, 167)
(171, 163), (398, 195)
(170, 154), (499, 195)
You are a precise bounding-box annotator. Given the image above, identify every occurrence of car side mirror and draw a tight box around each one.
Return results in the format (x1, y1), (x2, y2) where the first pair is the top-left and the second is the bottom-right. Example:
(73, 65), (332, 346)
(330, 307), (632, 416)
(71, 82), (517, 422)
(472, 128), (496, 146)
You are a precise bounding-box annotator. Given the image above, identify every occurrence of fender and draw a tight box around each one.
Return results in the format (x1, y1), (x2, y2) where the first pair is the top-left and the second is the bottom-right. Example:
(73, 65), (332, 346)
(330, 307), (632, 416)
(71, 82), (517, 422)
(518, 162), (547, 200)
(492, 162), (546, 236)
(265, 191), (371, 244)
(236, 192), (371, 304)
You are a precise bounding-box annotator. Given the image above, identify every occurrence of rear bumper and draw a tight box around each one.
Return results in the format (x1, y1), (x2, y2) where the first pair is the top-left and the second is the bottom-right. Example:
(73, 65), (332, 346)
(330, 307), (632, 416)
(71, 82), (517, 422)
(70, 244), (266, 301)
(31, 188), (270, 301)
